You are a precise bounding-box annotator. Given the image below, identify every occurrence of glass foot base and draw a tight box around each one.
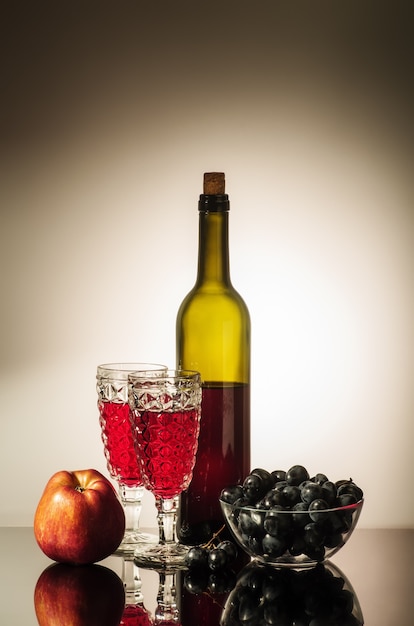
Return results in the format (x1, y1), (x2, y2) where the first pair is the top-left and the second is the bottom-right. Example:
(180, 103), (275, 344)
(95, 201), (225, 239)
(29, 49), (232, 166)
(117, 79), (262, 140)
(115, 530), (158, 555)
(134, 542), (189, 568)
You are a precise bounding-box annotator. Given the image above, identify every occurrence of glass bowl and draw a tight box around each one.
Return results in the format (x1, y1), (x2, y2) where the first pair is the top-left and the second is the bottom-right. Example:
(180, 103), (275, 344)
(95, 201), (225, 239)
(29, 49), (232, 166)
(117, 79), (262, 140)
(220, 498), (363, 567)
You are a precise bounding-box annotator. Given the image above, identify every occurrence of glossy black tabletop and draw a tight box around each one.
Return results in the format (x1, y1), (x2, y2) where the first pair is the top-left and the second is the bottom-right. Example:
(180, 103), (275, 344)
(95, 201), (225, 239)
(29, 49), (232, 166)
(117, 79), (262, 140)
(0, 527), (412, 625)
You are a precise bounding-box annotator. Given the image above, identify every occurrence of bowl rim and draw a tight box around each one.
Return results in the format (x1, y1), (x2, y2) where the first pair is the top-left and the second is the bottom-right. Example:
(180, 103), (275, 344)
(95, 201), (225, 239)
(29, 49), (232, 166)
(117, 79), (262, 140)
(219, 497), (364, 515)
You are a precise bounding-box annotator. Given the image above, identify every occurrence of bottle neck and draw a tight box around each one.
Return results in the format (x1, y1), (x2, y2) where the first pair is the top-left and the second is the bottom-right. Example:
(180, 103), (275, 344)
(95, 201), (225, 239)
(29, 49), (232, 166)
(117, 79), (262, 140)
(196, 194), (231, 287)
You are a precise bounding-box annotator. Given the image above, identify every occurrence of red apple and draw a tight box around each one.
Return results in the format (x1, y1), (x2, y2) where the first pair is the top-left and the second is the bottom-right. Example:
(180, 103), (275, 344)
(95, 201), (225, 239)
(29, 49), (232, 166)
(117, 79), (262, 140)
(34, 562), (125, 626)
(34, 469), (125, 564)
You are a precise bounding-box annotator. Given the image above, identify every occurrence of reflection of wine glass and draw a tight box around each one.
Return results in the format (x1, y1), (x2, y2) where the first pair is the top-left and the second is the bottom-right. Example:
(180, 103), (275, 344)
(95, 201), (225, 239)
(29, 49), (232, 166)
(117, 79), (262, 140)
(153, 569), (181, 625)
(121, 603), (153, 626)
(96, 363), (167, 551)
(119, 555), (153, 626)
(128, 369), (202, 567)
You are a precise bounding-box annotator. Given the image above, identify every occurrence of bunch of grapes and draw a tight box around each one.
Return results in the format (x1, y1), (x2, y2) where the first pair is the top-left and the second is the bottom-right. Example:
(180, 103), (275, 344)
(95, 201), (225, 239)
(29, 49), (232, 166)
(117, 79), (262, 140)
(184, 526), (239, 595)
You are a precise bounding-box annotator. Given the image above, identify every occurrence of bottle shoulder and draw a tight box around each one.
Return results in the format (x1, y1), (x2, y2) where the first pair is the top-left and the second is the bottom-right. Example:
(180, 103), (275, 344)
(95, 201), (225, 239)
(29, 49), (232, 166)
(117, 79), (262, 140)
(177, 284), (250, 320)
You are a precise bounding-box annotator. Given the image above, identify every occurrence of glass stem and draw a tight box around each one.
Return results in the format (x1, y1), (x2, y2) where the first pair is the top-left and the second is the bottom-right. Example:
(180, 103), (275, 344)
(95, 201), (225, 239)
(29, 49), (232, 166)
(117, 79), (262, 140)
(155, 496), (179, 545)
(118, 485), (144, 534)
(121, 554), (144, 605)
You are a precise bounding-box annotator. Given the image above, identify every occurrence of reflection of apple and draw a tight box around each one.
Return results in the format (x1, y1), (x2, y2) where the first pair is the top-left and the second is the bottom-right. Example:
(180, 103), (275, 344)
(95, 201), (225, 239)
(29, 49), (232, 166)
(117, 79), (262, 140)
(34, 562), (125, 626)
(34, 469), (125, 564)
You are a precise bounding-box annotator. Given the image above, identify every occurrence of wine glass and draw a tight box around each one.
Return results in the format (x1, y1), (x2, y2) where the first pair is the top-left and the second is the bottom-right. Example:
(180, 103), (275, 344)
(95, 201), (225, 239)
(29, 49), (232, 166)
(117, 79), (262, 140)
(128, 369), (202, 567)
(96, 362), (167, 552)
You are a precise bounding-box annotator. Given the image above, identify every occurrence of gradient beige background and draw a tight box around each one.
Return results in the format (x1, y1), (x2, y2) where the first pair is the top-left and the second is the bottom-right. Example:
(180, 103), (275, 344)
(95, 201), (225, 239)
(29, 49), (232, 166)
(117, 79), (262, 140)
(1, 1), (413, 528)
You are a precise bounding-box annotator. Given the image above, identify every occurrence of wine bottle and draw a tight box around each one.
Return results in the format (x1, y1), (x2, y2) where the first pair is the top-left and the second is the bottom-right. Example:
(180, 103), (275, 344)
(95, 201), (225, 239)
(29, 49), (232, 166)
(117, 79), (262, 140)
(176, 172), (251, 544)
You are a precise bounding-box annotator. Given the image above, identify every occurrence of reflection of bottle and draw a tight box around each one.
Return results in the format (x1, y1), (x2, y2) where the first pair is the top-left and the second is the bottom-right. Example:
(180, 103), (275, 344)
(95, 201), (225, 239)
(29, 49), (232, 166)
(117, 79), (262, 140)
(176, 172), (251, 543)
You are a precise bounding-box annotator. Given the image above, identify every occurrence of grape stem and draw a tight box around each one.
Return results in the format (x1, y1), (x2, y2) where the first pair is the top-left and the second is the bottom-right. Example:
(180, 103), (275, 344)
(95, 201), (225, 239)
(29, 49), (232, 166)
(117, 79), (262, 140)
(201, 590), (226, 610)
(201, 524), (226, 549)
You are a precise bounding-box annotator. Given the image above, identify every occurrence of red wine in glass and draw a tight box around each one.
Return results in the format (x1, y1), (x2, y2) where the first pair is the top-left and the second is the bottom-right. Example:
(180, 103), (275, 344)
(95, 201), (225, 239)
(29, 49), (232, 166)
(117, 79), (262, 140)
(99, 400), (142, 488)
(134, 408), (200, 499)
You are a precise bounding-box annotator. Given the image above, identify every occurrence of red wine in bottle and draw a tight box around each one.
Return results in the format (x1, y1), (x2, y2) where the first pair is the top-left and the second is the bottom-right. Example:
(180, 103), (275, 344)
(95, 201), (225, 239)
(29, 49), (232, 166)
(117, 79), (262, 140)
(176, 172), (250, 543)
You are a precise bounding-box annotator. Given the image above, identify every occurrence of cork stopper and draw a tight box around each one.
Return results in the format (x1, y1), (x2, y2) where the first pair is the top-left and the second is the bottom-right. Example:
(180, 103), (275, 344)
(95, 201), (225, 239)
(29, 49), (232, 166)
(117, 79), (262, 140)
(203, 172), (225, 195)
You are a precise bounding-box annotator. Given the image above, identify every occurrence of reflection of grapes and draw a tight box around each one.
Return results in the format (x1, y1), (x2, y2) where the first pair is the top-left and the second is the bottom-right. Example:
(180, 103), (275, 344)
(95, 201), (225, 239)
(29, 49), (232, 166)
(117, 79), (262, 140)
(184, 567), (236, 597)
(120, 603), (153, 626)
(222, 561), (363, 626)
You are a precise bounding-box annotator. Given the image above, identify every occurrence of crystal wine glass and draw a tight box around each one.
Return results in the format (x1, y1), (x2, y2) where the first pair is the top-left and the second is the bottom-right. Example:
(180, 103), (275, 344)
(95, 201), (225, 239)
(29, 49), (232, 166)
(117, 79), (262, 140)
(96, 362), (167, 552)
(128, 369), (202, 567)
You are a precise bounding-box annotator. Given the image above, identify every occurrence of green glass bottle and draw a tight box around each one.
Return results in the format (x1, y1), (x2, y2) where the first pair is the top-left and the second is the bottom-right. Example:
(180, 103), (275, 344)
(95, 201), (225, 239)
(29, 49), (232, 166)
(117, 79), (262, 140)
(176, 172), (251, 543)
